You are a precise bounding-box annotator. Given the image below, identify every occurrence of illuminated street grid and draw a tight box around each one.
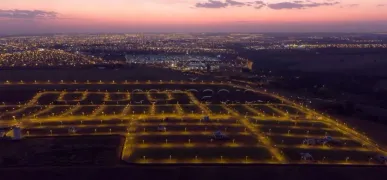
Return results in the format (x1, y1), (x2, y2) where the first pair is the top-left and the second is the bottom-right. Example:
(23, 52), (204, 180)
(0, 80), (386, 165)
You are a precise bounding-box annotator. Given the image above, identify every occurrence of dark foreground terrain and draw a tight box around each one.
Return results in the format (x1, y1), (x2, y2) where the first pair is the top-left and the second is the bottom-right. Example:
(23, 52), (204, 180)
(0, 66), (210, 82)
(1, 165), (386, 180)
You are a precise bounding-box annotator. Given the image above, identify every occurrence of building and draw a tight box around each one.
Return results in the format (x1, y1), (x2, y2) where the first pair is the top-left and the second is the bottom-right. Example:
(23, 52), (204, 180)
(125, 54), (132, 64)
(5, 126), (23, 140)
(14, 127), (22, 140)
(246, 60), (253, 71)
(209, 65), (220, 71)
(184, 62), (207, 71)
(236, 57), (254, 70)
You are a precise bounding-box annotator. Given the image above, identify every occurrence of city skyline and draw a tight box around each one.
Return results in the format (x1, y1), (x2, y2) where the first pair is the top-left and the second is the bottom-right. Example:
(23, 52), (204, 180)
(1, 0), (387, 34)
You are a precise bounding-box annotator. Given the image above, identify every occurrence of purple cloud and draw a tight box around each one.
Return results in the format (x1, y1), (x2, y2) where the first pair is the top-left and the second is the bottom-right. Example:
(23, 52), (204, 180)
(267, 1), (340, 10)
(0, 9), (58, 19)
(195, 0), (228, 8)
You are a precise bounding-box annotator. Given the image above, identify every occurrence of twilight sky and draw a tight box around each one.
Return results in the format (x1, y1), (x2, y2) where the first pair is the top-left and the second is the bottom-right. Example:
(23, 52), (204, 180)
(0, 0), (386, 34)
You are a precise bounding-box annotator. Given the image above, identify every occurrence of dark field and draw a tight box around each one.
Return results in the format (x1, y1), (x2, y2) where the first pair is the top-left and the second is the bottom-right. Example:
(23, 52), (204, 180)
(0, 135), (124, 167)
(0, 165), (387, 180)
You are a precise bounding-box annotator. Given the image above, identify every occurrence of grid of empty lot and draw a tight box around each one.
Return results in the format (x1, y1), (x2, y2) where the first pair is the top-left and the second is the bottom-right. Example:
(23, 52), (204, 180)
(125, 117), (276, 163)
(0, 81), (385, 165)
(249, 118), (380, 164)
